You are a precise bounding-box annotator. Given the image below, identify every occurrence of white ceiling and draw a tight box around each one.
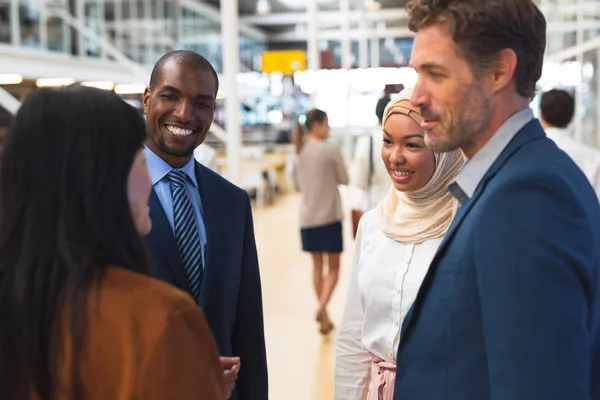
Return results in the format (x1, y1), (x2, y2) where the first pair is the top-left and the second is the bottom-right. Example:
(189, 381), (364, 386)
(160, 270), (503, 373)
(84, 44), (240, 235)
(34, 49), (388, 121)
(204, 0), (405, 15)
(278, 0), (339, 10)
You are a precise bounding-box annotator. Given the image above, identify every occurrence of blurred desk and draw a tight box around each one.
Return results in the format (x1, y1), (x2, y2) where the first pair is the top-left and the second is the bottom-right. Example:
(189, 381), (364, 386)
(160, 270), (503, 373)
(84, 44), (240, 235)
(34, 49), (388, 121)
(218, 153), (292, 207)
(262, 153), (290, 194)
(262, 153), (287, 169)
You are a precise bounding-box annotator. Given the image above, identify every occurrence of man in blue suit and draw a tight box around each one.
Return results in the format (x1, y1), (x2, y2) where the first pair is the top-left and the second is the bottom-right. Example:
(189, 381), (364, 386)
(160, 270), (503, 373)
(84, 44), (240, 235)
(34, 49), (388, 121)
(143, 50), (268, 400)
(394, 1), (600, 399)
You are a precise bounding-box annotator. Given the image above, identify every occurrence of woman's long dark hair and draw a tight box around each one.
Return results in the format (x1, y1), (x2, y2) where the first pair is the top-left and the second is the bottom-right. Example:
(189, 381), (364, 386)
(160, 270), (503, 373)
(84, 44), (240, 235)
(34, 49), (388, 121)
(293, 108), (327, 154)
(0, 86), (152, 399)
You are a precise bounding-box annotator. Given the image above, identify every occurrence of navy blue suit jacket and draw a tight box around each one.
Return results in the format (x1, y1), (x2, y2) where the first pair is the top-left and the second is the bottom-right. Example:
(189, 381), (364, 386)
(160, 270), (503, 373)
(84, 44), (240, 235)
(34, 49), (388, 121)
(394, 120), (600, 399)
(145, 161), (268, 400)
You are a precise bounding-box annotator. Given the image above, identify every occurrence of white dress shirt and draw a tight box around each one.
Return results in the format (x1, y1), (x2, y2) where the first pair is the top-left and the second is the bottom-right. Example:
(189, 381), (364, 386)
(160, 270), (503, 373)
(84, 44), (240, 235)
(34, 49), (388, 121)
(545, 127), (600, 201)
(335, 209), (443, 400)
(144, 146), (208, 268)
(449, 108), (534, 203)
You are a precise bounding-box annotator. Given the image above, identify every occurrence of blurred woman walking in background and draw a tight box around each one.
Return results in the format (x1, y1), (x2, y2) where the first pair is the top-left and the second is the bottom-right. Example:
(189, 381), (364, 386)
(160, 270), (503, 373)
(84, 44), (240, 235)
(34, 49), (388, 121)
(292, 109), (349, 335)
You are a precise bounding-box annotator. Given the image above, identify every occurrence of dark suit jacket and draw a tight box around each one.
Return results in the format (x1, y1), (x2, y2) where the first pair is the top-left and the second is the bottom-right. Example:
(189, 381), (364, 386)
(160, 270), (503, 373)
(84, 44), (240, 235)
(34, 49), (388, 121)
(145, 161), (268, 400)
(394, 120), (600, 399)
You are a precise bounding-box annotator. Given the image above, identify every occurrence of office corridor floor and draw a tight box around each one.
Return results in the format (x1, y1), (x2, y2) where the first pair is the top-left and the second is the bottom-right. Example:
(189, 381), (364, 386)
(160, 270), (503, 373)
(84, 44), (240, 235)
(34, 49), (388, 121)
(253, 192), (354, 400)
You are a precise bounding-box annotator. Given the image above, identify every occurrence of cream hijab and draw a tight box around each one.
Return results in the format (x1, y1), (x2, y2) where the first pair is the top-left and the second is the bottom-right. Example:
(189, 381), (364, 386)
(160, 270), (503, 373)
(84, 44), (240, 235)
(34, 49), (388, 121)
(377, 88), (465, 244)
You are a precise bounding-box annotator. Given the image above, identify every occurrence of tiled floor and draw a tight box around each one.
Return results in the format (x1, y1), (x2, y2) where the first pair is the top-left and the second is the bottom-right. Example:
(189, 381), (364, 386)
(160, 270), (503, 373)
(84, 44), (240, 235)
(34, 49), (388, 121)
(252, 192), (354, 400)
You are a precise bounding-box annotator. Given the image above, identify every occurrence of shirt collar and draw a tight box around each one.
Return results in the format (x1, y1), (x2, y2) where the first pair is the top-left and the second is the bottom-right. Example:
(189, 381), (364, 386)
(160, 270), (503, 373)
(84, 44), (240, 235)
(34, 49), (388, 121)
(144, 145), (199, 189)
(450, 108), (534, 203)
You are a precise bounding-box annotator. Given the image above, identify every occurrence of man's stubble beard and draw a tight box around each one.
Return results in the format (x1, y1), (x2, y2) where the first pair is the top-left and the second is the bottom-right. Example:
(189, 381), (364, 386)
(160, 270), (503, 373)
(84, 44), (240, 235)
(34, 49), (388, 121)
(424, 87), (491, 154)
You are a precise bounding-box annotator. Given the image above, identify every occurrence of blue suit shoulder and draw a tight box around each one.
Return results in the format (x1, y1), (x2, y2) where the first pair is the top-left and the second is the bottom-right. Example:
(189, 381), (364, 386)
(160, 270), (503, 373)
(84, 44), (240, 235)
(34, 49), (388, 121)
(476, 134), (600, 259)
(489, 134), (599, 213)
(196, 162), (250, 199)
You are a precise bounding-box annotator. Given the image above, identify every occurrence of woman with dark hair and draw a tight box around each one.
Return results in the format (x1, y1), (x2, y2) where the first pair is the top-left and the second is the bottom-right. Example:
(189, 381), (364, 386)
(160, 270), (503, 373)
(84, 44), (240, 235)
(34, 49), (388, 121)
(0, 86), (225, 400)
(292, 108), (349, 335)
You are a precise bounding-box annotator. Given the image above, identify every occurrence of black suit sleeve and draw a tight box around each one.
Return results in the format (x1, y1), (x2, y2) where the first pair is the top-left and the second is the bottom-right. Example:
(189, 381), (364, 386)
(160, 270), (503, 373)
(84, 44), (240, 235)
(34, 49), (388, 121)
(231, 195), (268, 399)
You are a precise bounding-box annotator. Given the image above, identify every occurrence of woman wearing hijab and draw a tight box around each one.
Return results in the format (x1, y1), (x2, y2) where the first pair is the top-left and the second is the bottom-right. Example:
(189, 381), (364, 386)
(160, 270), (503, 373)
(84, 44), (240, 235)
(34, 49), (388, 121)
(334, 88), (464, 400)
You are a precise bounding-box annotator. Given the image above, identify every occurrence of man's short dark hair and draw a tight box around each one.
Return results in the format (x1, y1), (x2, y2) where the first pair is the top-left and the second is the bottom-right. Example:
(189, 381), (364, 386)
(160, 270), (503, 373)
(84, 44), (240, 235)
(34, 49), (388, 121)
(149, 50), (219, 94)
(540, 89), (575, 129)
(376, 95), (391, 125)
(406, 0), (546, 99)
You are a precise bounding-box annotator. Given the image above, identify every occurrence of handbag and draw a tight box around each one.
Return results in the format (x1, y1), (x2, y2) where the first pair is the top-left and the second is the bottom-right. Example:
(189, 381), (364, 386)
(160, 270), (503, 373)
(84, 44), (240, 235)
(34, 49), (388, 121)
(351, 134), (374, 238)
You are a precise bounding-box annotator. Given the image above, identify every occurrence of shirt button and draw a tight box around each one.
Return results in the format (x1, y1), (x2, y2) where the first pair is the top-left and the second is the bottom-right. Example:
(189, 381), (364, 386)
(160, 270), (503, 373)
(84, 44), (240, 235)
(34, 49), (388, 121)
(394, 320), (399, 327)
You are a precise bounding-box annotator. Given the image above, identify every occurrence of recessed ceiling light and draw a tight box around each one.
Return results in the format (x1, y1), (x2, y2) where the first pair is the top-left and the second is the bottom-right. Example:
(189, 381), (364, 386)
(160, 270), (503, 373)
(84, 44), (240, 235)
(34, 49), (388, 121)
(256, 0), (271, 14)
(114, 83), (146, 94)
(35, 77), (75, 87)
(365, 1), (382, 11)
(81, 81), (115, 90)
(0, 74), (23, 85)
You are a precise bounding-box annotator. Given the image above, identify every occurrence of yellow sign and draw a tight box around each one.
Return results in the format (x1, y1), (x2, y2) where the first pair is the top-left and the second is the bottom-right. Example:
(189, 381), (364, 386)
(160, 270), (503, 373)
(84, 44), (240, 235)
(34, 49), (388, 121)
(261, 50), (306, 74)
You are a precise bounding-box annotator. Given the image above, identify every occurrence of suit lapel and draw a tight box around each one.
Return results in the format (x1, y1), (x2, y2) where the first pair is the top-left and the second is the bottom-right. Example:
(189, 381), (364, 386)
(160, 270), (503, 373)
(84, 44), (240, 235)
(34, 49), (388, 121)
(399, 119), (546, 345)
(399, 194), (475, 340)
(195, 163), (223, 307)
(148, 190), (191, 293)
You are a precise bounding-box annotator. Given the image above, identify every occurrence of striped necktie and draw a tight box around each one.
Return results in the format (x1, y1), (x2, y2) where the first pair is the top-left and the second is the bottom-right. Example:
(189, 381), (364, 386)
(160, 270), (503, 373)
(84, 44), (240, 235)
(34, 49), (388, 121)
(167, 169), (203, 300)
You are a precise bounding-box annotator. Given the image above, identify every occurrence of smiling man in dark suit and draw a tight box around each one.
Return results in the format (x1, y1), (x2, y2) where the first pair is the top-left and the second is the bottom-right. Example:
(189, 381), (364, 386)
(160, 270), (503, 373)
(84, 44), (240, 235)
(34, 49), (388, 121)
(393, 1), (600, 399)
(142, 50), (268, 400)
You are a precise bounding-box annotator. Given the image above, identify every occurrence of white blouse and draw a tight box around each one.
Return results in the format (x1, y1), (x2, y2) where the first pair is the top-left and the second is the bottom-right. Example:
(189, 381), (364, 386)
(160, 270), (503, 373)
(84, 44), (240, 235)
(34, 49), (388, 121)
(334, 209), (443, 400)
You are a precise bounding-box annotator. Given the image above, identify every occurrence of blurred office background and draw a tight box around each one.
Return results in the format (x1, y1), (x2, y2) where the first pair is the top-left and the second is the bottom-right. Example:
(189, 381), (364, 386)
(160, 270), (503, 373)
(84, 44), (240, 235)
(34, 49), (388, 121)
(0, 1), (599, 398)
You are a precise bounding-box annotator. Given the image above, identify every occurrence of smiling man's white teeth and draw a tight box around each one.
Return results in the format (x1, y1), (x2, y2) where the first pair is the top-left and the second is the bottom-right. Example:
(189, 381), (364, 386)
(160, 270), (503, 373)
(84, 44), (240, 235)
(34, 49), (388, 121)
(166, 125), (194, 136)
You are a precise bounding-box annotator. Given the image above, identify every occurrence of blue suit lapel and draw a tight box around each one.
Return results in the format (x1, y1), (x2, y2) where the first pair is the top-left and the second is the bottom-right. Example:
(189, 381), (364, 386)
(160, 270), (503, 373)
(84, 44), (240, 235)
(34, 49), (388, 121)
(399, 195), (475, 341)
(147, 190), (191, 293)
(399, 119), (546, 346)
(194, 162), (222, 307)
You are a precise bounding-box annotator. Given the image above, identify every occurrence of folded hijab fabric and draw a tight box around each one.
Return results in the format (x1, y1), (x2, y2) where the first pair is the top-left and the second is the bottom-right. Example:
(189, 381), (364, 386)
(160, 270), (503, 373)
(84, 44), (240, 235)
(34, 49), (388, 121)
(377, 88), (465, 244)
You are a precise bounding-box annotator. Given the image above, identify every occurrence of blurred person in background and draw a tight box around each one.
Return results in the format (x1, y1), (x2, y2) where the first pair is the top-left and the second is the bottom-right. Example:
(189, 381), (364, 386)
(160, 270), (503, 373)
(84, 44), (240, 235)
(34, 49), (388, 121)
(143, 50), (267, 400)
(275, 112), (293, 144)
(349, 94), (393, 237)
(335, 89), (464, 400)
(292, 109), (349, 335)
(0, 86), (225, 400)
(540, 89), (600, 200)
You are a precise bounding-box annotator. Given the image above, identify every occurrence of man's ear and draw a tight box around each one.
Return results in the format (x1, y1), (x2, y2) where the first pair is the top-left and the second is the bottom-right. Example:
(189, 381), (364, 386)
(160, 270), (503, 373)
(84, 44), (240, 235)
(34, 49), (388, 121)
(491, 48), (518, 94)
(142, 87), (151, 114)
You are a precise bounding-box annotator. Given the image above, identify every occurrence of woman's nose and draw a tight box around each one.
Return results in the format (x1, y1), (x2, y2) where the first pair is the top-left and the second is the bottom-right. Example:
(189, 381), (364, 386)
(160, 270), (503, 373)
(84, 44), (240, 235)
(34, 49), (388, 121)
(389, 147), (406, 165)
